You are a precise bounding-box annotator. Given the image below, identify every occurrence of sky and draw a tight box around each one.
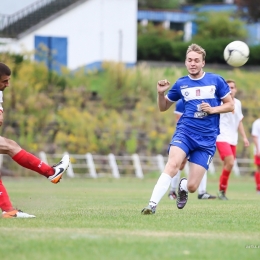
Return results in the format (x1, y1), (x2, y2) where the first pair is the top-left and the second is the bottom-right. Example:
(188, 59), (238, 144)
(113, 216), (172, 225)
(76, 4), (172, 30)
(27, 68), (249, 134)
(0, 0), (38, 15)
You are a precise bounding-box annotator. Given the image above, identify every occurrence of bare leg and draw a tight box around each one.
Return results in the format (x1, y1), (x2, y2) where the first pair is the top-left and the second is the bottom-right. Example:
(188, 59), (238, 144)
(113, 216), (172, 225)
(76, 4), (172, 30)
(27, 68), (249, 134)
(187, 162), (207, 193)
(142, 146), (186, 214)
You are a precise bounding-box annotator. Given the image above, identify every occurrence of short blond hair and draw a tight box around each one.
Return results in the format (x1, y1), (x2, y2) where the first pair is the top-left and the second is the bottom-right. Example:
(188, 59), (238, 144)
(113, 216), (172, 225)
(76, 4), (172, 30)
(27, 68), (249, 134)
(186, 43), (206, 61)
(226, 79), (236, 85)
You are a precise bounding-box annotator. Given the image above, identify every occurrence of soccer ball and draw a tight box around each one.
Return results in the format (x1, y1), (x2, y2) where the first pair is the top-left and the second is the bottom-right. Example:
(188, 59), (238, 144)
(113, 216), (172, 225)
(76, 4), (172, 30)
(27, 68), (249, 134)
(223, 41), (250, 67)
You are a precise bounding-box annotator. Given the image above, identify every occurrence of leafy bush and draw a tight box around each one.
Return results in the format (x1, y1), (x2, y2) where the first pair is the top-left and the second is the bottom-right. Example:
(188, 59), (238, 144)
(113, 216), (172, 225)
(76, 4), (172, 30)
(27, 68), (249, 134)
(0, 52), (259, 158)
(247, 44), (260, 65)
(194, 12), (247, 40)
(137, 11), (260, 64)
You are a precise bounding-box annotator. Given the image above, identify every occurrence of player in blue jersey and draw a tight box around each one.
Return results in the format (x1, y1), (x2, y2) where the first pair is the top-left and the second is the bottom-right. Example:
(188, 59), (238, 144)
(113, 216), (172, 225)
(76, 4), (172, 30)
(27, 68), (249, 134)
(141, 43), (234, 214)
(168, 99), (216, 200)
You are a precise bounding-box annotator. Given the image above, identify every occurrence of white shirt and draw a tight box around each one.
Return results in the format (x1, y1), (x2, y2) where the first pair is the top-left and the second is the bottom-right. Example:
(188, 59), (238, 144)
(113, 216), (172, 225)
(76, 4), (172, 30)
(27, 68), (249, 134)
(216, 98), (243, 145)
(251, 118), (260, 155)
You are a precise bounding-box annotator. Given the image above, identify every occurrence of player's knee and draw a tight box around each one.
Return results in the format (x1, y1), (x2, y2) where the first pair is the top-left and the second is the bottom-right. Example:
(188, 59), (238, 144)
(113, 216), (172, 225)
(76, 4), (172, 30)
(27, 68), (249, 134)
(229, 163), (234, 170)
(166, 161), (179, 172)
(0, 137), (20, 153)
(225, 161), (234, 170)
(187, 183), (197, 193)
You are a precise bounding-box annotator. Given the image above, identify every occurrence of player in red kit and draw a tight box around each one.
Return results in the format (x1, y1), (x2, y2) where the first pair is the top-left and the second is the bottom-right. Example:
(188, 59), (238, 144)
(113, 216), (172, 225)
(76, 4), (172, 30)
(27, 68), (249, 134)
(216, 79), (249, 200)
(0, 62), (70, 218)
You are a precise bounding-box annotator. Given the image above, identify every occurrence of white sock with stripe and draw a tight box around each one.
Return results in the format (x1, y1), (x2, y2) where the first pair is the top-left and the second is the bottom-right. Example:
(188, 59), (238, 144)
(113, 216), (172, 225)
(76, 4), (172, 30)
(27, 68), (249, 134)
(149, 172), (172, 206)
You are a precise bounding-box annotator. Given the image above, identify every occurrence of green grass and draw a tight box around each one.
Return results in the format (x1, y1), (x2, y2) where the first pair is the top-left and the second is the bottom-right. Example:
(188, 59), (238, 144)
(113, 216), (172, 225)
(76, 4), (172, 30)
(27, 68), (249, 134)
(0, 175), (260, 260)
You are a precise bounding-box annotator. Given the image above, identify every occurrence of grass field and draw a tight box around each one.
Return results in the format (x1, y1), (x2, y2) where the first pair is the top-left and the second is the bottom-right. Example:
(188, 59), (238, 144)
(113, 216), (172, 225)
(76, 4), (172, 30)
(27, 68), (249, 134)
(0, 175), (260, 260)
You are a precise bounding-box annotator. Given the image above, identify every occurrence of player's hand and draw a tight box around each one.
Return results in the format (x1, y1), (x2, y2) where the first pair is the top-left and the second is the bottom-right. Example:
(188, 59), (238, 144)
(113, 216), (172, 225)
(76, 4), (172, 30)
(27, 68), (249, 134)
(200, 101), (213, 114)
(243, 138), (249, 147)
(157, 79), (170, 94)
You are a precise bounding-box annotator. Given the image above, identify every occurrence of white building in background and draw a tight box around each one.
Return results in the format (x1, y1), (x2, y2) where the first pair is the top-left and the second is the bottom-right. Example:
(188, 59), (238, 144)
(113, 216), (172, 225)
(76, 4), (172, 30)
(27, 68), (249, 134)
(0, 0), (137, 71)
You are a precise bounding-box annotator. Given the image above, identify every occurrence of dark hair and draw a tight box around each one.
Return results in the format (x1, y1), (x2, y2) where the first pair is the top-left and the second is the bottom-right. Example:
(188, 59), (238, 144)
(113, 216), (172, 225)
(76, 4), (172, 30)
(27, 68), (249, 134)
(0, 62), (11, 78)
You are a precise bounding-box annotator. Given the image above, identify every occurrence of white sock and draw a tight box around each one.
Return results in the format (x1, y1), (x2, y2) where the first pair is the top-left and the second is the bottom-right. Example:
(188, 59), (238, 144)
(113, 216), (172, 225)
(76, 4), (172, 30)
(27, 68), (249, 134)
(170, 171), (180, 192)
(149, 173), (172, 206)
(198, 171), (207, 194)
(180, 178), (188, 192)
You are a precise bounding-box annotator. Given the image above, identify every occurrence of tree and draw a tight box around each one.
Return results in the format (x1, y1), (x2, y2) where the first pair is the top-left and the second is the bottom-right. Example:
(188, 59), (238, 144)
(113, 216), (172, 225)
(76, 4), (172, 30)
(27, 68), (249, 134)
(185, 0), (219, 3)
(138, 0), (179, 9)
(194, 11), (247, 40)
(236, 0), (260, 23)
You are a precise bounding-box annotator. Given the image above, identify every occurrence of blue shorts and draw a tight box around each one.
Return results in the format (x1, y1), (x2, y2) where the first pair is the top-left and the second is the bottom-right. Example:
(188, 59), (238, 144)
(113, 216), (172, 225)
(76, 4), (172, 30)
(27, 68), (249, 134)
(168, 129), (216, 170)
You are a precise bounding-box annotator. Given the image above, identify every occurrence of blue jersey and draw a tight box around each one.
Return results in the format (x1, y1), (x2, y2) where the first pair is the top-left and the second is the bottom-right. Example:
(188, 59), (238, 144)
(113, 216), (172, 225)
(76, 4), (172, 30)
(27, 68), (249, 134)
(174, 99), (184, 115)
(166, 72), (230, 137)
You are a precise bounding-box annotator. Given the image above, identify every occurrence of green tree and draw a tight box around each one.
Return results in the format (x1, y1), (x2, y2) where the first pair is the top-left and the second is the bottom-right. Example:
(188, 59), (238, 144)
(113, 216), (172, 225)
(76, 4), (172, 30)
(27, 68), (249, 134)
(185, 0), (219, 3)
(138, 0), (180, 9)
(194, 11), (247, 40)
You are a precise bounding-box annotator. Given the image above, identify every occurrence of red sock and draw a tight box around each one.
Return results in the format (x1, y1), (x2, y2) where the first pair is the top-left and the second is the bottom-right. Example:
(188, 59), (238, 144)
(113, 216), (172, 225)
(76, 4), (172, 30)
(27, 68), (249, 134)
(219, 169), (231, 192)
(254, 172), (260, 191)
(12, 150), (54, 177)
(0, 180), (13, 211)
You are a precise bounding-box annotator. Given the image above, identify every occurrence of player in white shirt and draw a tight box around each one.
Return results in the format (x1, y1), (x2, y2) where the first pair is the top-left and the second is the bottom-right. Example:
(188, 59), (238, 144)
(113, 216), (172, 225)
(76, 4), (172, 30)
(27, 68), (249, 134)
(251, 117), (260, 193)
(216, 79), (249, 200)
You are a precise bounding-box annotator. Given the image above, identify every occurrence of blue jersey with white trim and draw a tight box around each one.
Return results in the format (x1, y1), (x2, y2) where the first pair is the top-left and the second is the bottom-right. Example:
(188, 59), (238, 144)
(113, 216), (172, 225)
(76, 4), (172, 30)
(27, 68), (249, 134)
(166, 72), (230, 136)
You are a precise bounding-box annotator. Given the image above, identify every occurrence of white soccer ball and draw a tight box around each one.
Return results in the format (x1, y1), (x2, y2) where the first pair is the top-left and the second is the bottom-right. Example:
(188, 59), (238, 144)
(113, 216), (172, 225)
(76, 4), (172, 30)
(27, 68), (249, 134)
(223, 41), (250, 67)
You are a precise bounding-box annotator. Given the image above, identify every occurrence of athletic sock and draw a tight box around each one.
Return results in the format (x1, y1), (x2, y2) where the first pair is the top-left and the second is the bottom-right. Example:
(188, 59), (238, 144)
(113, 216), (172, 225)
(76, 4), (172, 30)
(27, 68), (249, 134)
(12, 149), (54, 177)
(149, 172), (172, 206)
(180, 178), (188, 192)
(169, 170), (180, 192)
(198, 171), (207, 194)
(219, 169), (231, 192)
(0, 180), (13, 211)
(254, 172), (260, 191)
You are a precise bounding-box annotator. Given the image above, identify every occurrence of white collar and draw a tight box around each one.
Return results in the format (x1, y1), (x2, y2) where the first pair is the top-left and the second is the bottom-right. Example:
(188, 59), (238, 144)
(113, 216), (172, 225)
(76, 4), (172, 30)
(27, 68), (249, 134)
(188, 71), (205, 80)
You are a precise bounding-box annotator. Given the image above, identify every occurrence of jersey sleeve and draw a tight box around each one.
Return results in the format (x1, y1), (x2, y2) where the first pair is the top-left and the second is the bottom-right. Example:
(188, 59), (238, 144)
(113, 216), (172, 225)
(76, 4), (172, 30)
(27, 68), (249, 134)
(252, 120), (260, 137)
(166, 81), (182, 102)
(216, 76), (231, 99)
(236, 99), (243, 121)
(0, 92), (3, 112)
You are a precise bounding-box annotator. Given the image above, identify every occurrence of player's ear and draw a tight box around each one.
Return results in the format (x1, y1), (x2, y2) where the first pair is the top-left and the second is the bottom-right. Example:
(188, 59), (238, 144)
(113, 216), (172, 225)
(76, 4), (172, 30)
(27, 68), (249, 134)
(202, 60), (205, 67)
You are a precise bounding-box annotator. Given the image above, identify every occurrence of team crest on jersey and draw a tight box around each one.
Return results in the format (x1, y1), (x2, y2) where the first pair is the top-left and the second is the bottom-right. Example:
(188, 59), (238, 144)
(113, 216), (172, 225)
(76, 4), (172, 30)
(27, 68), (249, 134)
(184, 91), (189, 96)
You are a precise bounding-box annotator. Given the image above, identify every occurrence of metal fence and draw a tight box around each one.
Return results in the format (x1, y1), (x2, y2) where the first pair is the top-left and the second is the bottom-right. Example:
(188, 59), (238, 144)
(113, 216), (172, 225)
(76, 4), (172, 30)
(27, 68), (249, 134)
(0, 152), (255, 178)
(42, 152), (255, 178)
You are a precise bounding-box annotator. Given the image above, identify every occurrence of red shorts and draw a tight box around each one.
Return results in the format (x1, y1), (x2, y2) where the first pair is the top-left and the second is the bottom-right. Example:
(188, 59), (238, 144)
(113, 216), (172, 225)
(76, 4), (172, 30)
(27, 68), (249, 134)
(216, 142), (236, 161)
(254, 155), (260, 166)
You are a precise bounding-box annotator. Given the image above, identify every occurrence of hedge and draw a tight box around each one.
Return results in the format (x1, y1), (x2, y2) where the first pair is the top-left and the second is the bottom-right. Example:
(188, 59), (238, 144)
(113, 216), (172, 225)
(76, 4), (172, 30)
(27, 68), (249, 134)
(138, 37), (260, 64)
